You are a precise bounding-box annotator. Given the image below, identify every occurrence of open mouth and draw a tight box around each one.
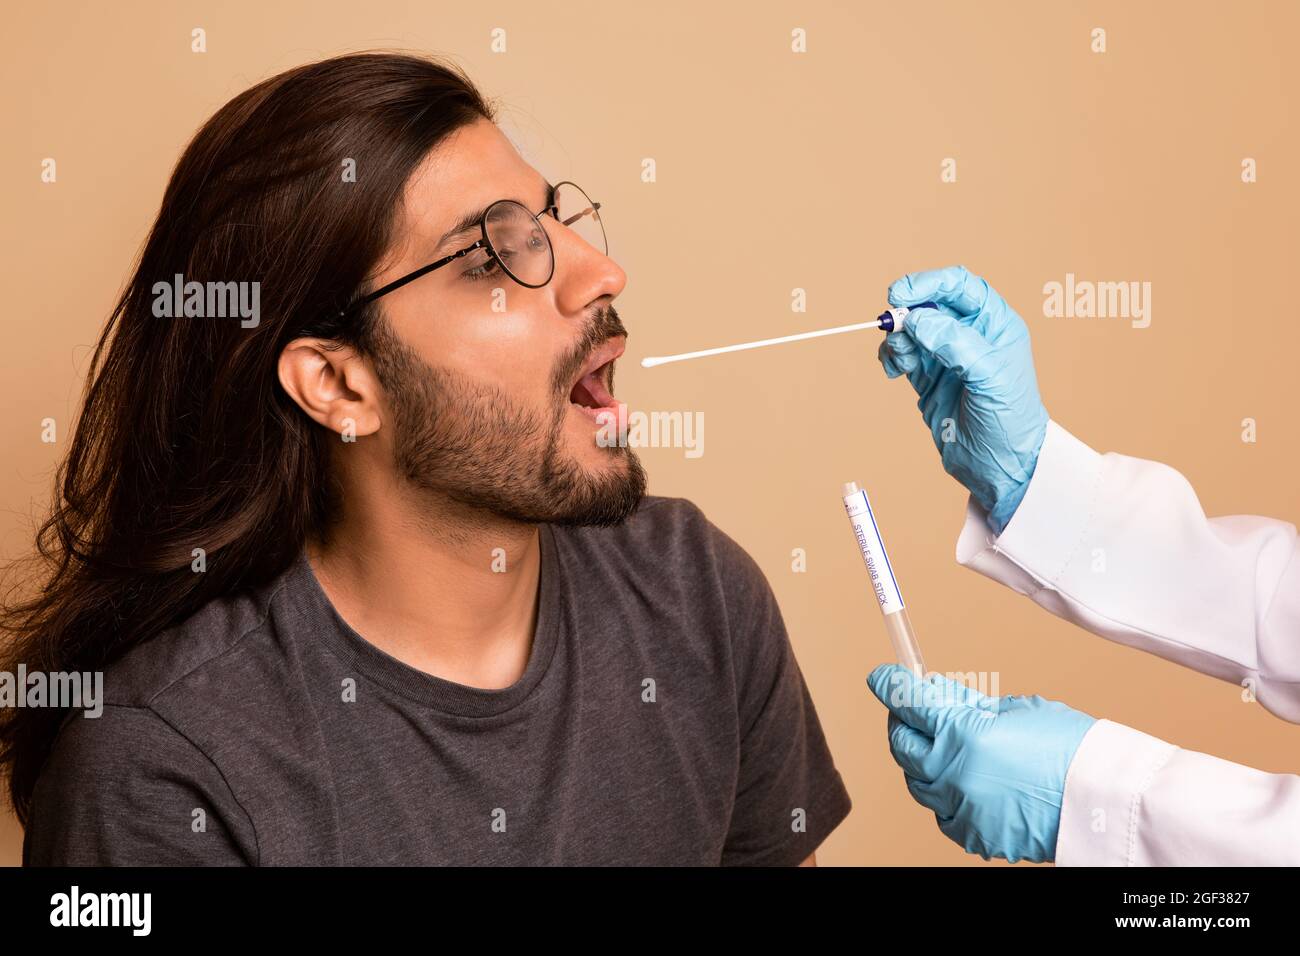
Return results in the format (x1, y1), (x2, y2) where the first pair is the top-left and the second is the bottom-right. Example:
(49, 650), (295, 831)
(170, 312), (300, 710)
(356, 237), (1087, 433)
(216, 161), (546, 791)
(568, 338), (625, 419)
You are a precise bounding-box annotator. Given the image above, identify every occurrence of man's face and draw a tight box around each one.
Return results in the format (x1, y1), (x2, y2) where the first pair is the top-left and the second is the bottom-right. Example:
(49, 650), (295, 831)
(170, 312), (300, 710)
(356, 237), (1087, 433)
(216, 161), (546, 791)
(365, 117), (645, 526)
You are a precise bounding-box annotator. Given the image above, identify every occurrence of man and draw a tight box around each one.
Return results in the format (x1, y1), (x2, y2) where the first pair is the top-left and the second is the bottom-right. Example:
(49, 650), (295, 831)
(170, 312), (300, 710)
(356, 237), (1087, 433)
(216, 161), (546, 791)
(7, 52), (851, 865)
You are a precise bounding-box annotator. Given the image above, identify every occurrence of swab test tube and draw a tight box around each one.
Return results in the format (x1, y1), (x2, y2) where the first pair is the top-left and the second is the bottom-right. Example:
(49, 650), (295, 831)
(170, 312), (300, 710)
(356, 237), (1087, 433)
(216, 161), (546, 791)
(841, 481), (927, 676)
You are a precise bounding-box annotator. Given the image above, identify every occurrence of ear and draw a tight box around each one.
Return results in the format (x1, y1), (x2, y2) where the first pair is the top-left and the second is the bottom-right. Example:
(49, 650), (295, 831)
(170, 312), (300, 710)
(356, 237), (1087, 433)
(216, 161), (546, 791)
(278, 337), (382, 439)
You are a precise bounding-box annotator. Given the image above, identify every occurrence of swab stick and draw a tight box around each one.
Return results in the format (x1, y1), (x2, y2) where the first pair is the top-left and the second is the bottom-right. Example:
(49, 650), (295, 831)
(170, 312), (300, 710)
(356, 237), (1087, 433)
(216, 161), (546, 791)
(639, 303), (936, 369)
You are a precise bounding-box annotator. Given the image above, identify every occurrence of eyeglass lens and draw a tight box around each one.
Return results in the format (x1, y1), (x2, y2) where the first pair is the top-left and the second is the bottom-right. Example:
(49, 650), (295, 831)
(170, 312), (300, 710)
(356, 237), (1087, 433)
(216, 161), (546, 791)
(483, 182), (606, 286)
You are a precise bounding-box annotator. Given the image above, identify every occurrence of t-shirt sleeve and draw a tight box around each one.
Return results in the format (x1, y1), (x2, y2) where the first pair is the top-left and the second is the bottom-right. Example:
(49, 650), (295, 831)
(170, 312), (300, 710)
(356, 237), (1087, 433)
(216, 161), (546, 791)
(710, 521), (853, 866)
(24, 704), (256, 866)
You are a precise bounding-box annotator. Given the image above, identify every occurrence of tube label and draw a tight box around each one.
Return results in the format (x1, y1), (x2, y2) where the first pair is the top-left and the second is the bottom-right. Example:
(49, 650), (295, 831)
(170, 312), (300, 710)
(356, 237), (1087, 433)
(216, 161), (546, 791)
(843, 489), (906, 615)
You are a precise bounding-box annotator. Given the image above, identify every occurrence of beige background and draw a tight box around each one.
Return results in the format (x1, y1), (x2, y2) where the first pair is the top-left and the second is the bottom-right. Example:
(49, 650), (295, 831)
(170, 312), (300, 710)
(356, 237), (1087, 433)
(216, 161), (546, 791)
(3, 0), (1297, 866)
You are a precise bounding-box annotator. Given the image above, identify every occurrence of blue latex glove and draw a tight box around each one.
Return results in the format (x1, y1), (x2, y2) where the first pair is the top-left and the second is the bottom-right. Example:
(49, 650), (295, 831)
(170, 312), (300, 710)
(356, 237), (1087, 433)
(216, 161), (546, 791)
(866, 663), (1097, 864)
(878, 265), (1049, 534)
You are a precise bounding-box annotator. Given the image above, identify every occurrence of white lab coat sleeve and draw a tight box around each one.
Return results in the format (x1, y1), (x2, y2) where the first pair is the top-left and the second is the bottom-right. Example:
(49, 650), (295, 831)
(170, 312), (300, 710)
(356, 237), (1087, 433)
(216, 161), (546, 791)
(953, 419), (1300, 865)
(954, 419), (1300, 723)
(1055, 718), (1300, 865)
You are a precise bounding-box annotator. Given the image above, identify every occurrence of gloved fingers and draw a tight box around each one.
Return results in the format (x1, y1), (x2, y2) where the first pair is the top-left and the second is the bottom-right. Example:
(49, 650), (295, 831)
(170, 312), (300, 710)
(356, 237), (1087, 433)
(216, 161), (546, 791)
(888, 265), (988, 316)
(1002, 692), (1075, 715)
(944, 270), (1026, 345)
(877, 330), (919, 378)
(877, 337), (903, 378)
(887, 713), (936, 780)
(868, 664), (941, 736)
(901, 307), (997, 387)
(998, 693), (1033, 714)
(935, 814), (1000, 861)
(915, 375), (964, 439)
(868, 664), (992, 738)
(890, 266), (1025, 342)
(932, 673), (999, 712)
(903, 772), (954, 819)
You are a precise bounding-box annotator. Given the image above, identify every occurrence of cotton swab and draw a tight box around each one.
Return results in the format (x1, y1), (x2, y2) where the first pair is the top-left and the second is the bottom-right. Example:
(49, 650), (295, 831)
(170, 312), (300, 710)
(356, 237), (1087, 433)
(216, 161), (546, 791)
(639, 302), (936, 369)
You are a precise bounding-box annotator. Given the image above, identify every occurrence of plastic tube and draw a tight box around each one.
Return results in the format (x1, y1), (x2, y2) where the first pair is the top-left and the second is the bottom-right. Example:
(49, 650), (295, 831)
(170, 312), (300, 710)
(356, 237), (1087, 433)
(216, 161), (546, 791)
(841, 481), (927, 676)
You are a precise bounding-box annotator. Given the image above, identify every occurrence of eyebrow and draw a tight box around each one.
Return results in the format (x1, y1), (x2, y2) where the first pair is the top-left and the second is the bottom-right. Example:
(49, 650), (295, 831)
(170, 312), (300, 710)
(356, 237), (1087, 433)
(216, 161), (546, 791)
(432, 179), (556, 255)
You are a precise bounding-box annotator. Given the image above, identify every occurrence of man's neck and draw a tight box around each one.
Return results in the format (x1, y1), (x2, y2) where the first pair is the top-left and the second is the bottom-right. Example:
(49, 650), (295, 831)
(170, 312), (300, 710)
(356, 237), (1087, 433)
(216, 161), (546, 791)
(305, 484), (543, 691)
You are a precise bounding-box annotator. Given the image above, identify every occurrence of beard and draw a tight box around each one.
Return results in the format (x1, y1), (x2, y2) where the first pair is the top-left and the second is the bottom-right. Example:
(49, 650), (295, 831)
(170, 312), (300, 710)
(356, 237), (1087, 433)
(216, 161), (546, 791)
(366, 305), (647, 527)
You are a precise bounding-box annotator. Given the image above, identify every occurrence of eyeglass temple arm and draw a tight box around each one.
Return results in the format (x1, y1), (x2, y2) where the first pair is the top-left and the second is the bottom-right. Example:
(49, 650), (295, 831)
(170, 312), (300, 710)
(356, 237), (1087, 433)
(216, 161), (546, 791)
(337, 241), (485, 317)
(558, 200), (600, 228)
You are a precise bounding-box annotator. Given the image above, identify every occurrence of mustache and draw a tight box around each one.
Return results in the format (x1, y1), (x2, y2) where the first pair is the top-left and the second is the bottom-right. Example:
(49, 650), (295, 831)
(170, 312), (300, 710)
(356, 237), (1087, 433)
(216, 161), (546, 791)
(551, 304), (628, 397)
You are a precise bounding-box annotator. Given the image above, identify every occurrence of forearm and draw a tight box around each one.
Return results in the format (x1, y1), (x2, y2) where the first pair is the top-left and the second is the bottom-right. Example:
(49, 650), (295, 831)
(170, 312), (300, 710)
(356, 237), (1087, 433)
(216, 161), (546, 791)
(1057, 719), (1300, 866)
(956, 420), (1300, 723)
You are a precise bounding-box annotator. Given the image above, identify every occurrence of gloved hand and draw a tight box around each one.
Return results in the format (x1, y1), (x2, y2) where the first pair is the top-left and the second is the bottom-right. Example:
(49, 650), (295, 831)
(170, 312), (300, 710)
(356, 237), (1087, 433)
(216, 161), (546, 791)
(866, 663), (1097, 864)
(878, 265), (1049, 534)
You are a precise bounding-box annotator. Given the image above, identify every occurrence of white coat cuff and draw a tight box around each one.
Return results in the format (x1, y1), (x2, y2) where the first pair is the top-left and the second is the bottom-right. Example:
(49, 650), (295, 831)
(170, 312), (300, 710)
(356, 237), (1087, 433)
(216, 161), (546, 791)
(955, 419), (1105, 588)
(1054, 718), (1178, 866)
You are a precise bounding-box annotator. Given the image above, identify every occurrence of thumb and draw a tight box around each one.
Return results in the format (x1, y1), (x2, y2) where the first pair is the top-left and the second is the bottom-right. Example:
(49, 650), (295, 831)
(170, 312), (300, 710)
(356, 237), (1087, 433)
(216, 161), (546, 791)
(867, 664), (945, 738)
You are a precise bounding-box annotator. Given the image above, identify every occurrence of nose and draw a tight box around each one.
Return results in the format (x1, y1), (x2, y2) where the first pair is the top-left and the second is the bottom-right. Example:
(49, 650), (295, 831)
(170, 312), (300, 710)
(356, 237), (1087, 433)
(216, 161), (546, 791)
(546, 215), (627, 318)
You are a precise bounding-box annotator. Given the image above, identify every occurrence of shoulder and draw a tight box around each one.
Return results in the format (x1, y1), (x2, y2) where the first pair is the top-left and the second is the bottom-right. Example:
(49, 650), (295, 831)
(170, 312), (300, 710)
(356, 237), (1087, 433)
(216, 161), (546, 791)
(97, 566), (295, 711)
(31, 574), (285, 811)
(27, 702), (256, 865)
(41, 702), (210, 779)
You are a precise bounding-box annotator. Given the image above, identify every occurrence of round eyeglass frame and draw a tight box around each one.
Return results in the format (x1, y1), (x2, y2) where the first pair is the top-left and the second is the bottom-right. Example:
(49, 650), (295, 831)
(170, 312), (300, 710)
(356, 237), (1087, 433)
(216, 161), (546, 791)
(337, 180), (604, 318)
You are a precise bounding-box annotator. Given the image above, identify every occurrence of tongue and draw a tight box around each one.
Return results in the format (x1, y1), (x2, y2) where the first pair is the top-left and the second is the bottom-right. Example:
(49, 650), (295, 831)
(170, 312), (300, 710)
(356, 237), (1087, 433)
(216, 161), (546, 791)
(575, 370), (616, 409)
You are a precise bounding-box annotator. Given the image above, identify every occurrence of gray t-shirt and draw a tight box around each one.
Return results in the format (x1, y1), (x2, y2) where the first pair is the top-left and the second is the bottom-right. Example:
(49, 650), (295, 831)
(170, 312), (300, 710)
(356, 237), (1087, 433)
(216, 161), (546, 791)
(24, 496), (852, 865)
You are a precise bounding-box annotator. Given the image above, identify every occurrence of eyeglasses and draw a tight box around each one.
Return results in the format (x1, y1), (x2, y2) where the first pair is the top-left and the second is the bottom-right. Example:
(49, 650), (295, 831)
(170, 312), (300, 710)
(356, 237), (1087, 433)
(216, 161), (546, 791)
(338, 181), (605, 318)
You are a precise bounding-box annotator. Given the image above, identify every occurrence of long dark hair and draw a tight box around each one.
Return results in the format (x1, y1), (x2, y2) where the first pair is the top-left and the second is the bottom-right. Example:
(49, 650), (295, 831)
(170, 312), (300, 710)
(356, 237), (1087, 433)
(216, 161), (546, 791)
(0, 51), (496, 824)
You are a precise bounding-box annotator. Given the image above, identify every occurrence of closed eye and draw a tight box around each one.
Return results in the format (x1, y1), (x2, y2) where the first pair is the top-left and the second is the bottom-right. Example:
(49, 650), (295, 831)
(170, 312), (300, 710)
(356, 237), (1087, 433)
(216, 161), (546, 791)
(463, 253), (504, 282)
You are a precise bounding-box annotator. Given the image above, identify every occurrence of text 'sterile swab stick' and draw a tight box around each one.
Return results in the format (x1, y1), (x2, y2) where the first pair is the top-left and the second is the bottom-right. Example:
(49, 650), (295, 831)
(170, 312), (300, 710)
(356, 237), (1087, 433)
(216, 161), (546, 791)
(841, 481), (927, 677)
(640, 302), (938, 368)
